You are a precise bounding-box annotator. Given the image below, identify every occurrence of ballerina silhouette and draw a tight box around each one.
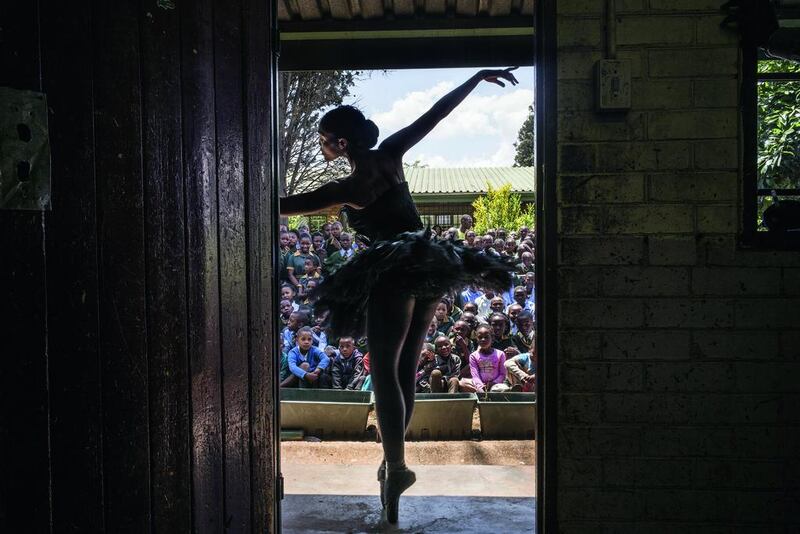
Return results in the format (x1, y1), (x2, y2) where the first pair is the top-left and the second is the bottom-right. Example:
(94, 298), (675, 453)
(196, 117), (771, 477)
(280, 67), (520, 524)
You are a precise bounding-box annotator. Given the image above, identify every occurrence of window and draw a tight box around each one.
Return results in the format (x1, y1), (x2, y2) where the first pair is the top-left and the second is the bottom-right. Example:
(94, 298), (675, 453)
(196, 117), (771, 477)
(743, 48), (800, 246)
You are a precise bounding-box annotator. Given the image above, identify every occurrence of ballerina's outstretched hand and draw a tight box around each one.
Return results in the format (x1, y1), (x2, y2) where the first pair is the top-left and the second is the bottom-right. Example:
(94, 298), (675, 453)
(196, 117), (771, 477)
(478, 66), (520, 88)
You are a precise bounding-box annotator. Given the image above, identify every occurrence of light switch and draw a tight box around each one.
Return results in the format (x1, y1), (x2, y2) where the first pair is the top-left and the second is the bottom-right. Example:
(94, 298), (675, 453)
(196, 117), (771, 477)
(595, 59), (631, 112)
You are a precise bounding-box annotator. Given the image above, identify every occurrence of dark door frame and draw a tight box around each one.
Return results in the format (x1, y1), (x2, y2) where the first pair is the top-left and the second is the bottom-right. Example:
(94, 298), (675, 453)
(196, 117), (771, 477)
(271, 6), (557, 533)
(534, 0), (558, 533)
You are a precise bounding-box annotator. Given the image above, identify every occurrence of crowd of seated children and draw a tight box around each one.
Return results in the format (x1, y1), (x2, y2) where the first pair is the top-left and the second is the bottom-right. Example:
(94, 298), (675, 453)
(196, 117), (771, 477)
(277, 216), (538, 395)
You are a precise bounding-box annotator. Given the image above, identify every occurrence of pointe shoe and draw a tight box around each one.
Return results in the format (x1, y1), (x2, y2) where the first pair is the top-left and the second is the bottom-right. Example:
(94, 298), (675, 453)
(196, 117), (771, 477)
(377, 462), (386, 507)
(383, 467), (416, 524)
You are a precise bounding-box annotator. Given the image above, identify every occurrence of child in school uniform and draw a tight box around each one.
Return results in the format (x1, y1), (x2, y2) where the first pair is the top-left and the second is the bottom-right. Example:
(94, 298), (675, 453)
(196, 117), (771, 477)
(331, 336), (366, 390)
(287, 327), (331, 389)
(428, 336), (462, 393)
(433, 300), (454, 336)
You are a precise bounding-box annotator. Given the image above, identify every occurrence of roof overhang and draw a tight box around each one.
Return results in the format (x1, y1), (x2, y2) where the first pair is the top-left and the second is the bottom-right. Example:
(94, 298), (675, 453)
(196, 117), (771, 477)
(413, 192), (535, 204)
(278, 16), (534, 70)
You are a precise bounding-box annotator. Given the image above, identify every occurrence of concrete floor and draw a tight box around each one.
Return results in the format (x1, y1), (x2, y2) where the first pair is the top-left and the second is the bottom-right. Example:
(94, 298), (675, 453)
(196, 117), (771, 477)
(282, 494), (536, 533)
(281, 453), (536, 533)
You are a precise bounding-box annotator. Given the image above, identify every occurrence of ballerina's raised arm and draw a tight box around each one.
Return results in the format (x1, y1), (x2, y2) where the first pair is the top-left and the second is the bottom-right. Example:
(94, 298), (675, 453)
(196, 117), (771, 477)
(280, 67), (519, 216)
(379, 67), (519, 157)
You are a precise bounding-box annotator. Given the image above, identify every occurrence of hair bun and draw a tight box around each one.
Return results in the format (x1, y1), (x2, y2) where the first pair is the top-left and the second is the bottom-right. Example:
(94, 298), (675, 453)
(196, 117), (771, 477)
(361, 119), (379, 149)
(319, 105), (379, 151)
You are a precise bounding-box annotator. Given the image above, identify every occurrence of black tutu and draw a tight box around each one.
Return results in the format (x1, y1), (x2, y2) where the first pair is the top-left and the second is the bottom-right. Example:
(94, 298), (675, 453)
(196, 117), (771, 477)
(311, 228), (516, 338)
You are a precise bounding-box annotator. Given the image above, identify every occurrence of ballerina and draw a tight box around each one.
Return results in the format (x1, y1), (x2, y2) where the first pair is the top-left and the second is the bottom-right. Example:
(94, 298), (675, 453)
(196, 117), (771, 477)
(280, 67), (520, 524)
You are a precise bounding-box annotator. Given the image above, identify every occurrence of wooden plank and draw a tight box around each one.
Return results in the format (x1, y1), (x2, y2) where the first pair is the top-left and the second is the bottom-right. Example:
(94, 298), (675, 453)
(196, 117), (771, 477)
(0, 1), (51, 532)
(455, 0), (478, 16)
(393, 0), (416, 16)
(280, 35), (535, 70)
(277, 0), (292, 20)
(328, 0), (352, 18)
(213, 0), (252, 529)
(180, 0), (224, 530)
(40, 1), (105, 531)
(0, 214), (50, 533)
(521, 0), (534, 15)
(362, 0), (384, 18)
(91, 0), (151, 530)
(243, 0), (278, 528)
(489, 0), (512, 16)
(139, 2), (192, 532)
(425, 0), (447, 14)
(297, 0), (323, 19)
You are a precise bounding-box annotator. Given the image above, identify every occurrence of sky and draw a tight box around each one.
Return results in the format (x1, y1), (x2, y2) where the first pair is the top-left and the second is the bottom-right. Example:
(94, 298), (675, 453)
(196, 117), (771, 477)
(342, 66), (534, 168)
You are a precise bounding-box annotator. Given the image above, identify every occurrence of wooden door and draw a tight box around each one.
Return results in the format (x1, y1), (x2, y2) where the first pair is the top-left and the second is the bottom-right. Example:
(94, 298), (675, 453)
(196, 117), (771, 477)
(0, 1), (279, 531)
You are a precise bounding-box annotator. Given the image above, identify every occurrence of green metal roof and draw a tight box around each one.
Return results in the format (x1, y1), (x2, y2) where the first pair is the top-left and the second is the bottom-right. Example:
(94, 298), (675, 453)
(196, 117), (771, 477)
(404, 167), (536, 195)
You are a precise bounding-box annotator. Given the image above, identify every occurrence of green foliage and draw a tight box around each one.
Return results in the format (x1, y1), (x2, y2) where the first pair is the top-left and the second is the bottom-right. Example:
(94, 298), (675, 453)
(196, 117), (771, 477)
(513, 105), (534, 167)
(472, 183), (535, 234)
(757, 60), (800, 191)
(287, 215), (308, 230)
(756, 60), (800, 226)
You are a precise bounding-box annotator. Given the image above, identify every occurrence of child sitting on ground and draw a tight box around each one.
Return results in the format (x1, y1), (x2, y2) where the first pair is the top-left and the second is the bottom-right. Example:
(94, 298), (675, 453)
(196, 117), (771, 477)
(425, 317), (445, 344)
(331, 336), (366, 390)
(310, 312), (328, 350)
(433, 300), (454, 336)
(459, 325), (508, 393)
(488, 312), (516, 352)
(504, 349), (536, 392)
(286, 327), (331, 389)
(429, 335), (462, 393)
(360, 352), (372, 391)
(511, 310), (535, 354)
(415, 343), (437, 393)
(281, 310), (308, 355)
(299, 257), (321, 293)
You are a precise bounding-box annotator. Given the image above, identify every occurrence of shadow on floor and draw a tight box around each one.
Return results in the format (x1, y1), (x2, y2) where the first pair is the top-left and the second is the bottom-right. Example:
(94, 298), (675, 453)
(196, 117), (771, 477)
(282, 495), (536, 533)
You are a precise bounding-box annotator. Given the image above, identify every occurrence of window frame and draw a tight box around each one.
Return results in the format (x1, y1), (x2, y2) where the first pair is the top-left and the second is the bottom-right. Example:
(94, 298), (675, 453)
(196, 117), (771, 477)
(741, 45), (800, 249)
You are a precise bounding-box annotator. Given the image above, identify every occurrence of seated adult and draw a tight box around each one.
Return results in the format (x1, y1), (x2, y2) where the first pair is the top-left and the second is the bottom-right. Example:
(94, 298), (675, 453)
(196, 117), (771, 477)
(488, 296), (506, 318)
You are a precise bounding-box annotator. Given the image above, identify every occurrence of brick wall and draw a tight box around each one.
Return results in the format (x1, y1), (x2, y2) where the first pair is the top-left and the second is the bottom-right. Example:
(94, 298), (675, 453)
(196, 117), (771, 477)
(555, 2), (800, 531)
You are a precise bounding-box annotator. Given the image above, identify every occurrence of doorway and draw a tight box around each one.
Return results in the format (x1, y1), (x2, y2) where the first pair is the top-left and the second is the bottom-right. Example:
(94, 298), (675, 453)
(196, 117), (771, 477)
(272, 9), (549, 532)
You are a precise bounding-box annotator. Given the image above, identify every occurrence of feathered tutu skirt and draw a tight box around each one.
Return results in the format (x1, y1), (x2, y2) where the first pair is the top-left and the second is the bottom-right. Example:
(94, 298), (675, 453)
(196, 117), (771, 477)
(311, 228), (516, 338)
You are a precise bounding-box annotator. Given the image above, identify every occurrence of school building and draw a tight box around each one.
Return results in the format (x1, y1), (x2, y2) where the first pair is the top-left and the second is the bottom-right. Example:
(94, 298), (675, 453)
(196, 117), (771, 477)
(304, 166), (536, 230)
(406, 166), (536, 228)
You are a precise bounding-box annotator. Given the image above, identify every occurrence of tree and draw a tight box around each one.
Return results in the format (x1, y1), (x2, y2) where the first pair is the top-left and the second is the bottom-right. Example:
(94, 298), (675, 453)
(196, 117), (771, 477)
(758, 60), (800, 190)
(756, 59), (800, 222)
(472, 183), (535, 234)
(279, 71), (359, 196)
(513, 105), (534, 167)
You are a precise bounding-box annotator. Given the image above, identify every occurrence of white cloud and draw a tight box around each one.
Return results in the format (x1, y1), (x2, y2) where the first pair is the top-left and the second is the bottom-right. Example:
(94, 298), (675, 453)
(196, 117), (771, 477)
(373, 84), (533, 142)
(415, 141), (518, 168)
